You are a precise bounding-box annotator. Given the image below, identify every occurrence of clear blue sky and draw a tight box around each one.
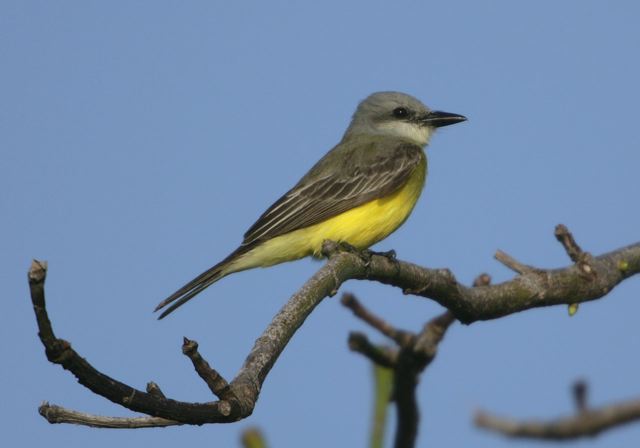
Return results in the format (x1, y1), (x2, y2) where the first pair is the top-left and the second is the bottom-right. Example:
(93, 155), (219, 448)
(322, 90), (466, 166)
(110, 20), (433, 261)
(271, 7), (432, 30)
(3, 1), (640, 447)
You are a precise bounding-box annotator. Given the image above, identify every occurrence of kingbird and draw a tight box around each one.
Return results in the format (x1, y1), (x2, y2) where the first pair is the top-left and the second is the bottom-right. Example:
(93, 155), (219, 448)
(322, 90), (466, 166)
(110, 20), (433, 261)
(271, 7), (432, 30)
(156, 92), (465, 318)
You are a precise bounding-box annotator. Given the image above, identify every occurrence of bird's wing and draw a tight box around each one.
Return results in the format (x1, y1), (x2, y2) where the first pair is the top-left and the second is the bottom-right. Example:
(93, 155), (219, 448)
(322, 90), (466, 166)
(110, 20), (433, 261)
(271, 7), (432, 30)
(242, 142), (424, 245)
(155, 141), (423, 319)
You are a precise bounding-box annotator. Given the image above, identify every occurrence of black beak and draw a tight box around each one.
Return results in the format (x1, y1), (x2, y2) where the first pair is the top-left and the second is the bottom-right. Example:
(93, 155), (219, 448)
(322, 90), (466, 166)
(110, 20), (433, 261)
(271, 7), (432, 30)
(421, 110), (467, 128)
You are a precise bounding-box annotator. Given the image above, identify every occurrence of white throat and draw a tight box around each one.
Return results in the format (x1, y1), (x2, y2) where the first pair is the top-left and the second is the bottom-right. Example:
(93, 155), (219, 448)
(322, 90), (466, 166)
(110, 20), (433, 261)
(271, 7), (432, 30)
(375, 121), (433, 146)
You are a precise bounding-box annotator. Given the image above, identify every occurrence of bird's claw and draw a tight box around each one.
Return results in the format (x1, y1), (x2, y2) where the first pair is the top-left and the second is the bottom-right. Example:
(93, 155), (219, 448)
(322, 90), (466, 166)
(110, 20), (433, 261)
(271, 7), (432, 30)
(372, 249), (396, 261)
(336, 243), (397, 268)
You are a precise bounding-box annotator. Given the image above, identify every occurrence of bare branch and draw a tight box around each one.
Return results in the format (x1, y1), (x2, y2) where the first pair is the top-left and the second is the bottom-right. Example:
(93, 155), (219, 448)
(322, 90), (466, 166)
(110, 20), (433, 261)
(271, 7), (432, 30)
(555, 224), (585, 263)
(573, 379), (588, 413)
(475, 396), (640, 440)
(29, 226), (640, 428)
(412, 311), (455, 362)
(344, 231), (640, 324)
(347, 332), (397, 368)
(392, 310), (455, 448)
(29, 254), (345, 426)
(554, 224), (597, 278)
(145, 382), (166, 399)
(494, 250), (536, 275)
(342, 293), (413, 347)
(342, 292), (456, 448)
(472, 273), (491, 287)
(182, 337), (233, 400)
(38, 402), (180, 429)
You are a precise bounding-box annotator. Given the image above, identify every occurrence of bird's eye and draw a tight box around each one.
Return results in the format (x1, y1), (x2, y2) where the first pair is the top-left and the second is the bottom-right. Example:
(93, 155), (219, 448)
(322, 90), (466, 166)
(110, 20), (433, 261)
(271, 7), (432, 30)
(392, 107), (409, 118)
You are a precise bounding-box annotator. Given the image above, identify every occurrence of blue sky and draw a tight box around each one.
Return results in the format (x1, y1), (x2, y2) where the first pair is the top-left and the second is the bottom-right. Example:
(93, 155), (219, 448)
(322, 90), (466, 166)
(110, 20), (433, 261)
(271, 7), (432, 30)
(3, 1), (640, 447)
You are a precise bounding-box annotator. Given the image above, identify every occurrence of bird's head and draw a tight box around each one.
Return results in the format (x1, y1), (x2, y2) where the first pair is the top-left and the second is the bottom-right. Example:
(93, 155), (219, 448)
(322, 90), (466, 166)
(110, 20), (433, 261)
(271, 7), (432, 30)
(344, 91), (466, 146)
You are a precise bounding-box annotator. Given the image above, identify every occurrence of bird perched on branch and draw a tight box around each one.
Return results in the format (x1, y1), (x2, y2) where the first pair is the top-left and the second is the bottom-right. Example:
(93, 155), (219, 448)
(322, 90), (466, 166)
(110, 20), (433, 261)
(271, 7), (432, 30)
(156, 92), (466, 318)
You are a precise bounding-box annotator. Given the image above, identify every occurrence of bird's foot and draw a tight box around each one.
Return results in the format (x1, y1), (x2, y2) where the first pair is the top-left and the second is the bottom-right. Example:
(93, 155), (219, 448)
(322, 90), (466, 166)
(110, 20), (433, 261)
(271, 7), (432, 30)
(335, 242), (397, 268)
(364, 248), (399, 271)
(368, 249), (397, 261)
(323, 240), (398, 269)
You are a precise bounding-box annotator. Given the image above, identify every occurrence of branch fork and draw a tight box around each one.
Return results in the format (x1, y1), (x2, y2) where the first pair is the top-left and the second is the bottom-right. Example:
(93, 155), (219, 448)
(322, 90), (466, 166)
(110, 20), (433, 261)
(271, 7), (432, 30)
(342, 292), (456, 448)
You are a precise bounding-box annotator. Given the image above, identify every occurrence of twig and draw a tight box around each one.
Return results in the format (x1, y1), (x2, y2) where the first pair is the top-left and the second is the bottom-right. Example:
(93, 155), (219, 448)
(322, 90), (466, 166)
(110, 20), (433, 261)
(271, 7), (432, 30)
(145, 382), (166, 399)
(555, 224), (585, 263)
(494, 250), (535, 275)
(39, 402), (180, 428)
(412, 311), (456, 361)
(347, 332), (397, 368)
(472, 273), (492, 287)
(573, 379), (588, 413)
(475, 396), (640, 440)
(342, 293), (413, 347)
(555, 224), (597, 278)
(554, 225), (597, 314)
(182, 337), (233, 400)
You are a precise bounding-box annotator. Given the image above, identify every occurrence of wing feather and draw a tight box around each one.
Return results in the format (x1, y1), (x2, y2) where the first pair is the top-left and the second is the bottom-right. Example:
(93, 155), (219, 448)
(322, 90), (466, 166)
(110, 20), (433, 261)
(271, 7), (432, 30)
(242, 142), (424, 245)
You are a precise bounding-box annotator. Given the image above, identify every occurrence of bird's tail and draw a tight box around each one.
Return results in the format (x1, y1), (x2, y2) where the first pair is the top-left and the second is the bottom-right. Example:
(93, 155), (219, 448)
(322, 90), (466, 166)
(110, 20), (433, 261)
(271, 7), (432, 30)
(154, 245), (252, 319)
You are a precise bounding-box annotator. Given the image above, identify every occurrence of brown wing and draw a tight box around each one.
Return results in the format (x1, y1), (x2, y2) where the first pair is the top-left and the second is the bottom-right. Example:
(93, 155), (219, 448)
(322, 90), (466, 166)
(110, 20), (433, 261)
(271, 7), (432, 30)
(242, 142), (424, 246)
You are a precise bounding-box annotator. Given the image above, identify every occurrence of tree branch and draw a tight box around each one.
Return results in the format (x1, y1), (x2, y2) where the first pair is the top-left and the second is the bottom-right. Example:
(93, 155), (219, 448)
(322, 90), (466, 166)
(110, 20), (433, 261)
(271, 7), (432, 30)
(342, 292), (456, 448)
(392, 310), (455, 448)
(475, 396), (640, 440)
(28, 253), (343, 426)
(347, 332), (397, 368)
(29, 225), (640, 428)
(38, 402), (180, 429)
(182, 337), (233, 400)
(342, 292), (413, 347)
(321, 227), (640, 324)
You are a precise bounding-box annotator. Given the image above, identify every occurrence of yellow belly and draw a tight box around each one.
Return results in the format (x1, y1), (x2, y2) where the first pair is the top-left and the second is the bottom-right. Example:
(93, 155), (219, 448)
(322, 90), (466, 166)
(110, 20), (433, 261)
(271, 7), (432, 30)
(230, 157), (427, 271)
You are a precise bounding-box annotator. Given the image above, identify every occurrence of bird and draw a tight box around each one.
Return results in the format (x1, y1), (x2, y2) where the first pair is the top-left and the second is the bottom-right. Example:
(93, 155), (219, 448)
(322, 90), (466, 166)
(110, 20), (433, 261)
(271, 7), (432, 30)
(155, 92), (466, 318)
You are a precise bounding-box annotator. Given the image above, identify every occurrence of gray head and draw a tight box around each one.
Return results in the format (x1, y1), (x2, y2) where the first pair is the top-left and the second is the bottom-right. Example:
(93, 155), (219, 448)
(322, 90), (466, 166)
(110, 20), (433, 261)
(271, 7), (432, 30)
(344, 91), (466, 146)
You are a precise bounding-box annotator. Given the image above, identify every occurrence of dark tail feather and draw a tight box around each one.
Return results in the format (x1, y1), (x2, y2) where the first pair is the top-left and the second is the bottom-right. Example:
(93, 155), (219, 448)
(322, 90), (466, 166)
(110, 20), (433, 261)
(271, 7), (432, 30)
(155, 245), (251, 319)
(154, 266), (225, 319)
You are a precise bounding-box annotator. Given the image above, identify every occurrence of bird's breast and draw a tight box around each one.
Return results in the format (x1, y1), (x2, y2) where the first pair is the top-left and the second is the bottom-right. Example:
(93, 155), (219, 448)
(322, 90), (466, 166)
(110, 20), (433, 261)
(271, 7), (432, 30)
(305, 156), (427, 252)
(232, 157), (427, 270)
